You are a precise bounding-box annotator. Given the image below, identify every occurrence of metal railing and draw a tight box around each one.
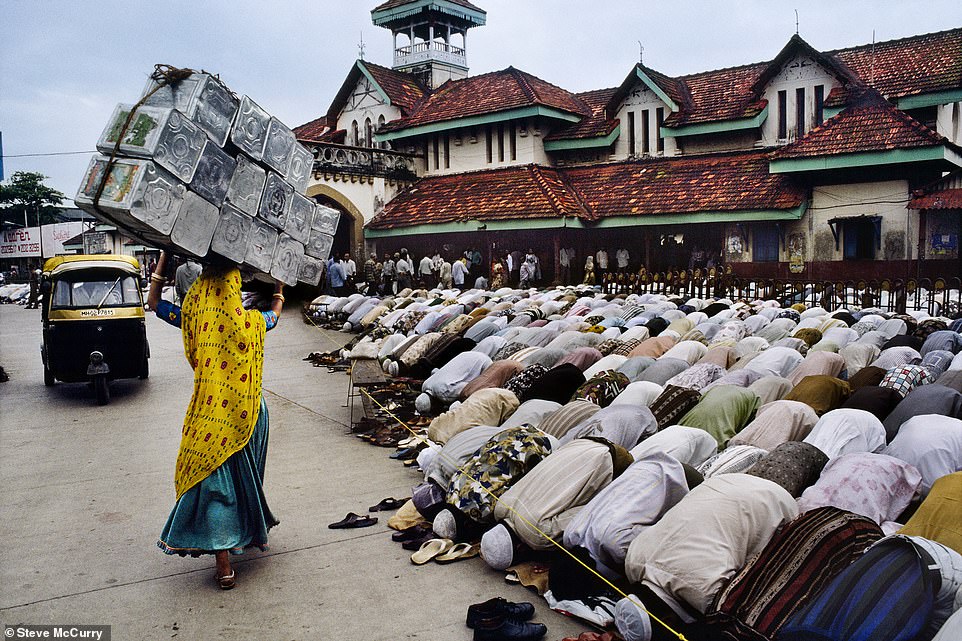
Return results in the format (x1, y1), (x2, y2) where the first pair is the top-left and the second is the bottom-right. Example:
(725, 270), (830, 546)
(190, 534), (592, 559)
(307, 143), (419, 182)
(602, 269), (962, 316)
(395, 41), (465, 57)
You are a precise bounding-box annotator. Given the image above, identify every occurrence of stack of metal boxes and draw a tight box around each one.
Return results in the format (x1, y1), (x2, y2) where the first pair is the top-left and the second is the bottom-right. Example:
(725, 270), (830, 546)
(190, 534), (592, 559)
(74, 70), (338, 285)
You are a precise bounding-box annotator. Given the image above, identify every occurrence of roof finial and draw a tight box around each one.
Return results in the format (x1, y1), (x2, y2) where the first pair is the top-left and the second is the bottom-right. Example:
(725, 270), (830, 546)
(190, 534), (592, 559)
(358, 31), (366, 60)
(638, 41), (644, 65)
(794, 9), (799, 35)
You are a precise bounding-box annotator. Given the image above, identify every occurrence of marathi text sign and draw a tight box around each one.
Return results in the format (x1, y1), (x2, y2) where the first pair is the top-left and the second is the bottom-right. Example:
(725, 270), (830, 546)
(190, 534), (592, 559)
(0, 223), (87, 258)
(1, 227), (41, 258)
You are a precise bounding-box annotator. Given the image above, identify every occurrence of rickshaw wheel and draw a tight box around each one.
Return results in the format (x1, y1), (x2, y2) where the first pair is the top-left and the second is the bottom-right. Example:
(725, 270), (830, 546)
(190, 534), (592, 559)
(139, 356), (149, 380)
(93, 374), (110, 405)
(43, 363), (55, 387)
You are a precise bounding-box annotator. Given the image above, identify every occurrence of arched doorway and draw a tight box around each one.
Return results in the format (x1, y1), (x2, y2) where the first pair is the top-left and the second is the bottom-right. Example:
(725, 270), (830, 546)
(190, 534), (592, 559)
(305, 184), (365, 260)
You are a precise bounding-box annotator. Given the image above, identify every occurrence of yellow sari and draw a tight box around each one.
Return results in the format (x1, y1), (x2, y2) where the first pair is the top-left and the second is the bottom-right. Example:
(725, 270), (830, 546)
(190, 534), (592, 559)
(174, 268), (265, 498)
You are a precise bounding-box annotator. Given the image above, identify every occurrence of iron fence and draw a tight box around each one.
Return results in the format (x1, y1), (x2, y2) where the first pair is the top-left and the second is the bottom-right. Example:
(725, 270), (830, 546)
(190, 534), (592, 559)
(602, 269), (962, 316)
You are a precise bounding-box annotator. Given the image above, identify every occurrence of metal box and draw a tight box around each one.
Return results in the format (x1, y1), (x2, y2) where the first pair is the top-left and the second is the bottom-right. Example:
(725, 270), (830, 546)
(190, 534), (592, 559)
(298, 255), (324, 286)
(287, 143), (314, 193)
(312, 204), (341, 236)
(75, 155), (185, 241)
(170, 192), (219, 257)
(230, 95), (270, 161)
(225, 154), (266, 217)
(143, 73), (239, 147)
(97, 104), (206, 183)
(211, 204), (253, 264)
(305, 229), (334, 260)
(190, 140), (236, 207)
(270, 234), (304, 285)
(245, 219), (278, 273)
(285, 192), (314, 244)
(263, 117), (295, 176)
(258, 172), (293, 229)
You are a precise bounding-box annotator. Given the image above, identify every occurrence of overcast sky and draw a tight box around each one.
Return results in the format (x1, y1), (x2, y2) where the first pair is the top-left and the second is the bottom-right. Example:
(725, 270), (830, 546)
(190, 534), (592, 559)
(2, 0), (960, 199)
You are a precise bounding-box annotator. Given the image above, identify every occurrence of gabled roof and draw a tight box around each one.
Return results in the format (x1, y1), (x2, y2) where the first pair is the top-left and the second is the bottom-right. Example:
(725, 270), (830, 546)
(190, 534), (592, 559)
(368, 151), (806, 230)
(772, 88), (947, 160)
(750, 34), (860, 95)
(564, 151), (806, 218)
(662, 62), (769, 127)
(545, 88), (619, 141)
(378, 66), (591, 134)
(367, 164), (590, 230)
(606, 64), (691, 118)
(315, 59), (427, 130)
(362, 61), (429, 113)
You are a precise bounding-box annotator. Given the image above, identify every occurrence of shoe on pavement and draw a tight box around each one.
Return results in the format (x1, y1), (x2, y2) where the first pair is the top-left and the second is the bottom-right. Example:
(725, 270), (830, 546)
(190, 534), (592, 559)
(472, 616), (546, 641)
(466, 597), (535, 628)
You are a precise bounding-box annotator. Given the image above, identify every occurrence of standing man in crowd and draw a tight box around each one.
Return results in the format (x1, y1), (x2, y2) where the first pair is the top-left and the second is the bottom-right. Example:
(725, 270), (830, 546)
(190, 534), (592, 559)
(418, 253), (434, 288)
(363, 254), (379, 294)
(340, 253), (357, 293)
(452, 256), (468, 290)
(395, 249), (414, 291)
(616, 247), (630, 273)
(175, 258), (202, 305)
(26, 263), (41, 309)
(595, 247), (609, 282)
(380, 252), (395, 295)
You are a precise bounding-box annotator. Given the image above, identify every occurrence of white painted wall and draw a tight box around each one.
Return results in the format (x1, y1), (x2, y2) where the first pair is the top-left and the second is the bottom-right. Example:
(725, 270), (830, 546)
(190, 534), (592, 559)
(421, 118), (552, 175)
(336, 75), (403, 148)
(936, 101), (962, 145)
(612, 83), (678, 159)
(759, 54), (841, 146)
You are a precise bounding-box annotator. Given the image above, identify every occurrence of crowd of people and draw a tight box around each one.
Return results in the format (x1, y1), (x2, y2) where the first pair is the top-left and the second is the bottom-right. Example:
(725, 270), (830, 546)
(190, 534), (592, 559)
(306, 281), (962, 641)
(317, 244), (725, 300)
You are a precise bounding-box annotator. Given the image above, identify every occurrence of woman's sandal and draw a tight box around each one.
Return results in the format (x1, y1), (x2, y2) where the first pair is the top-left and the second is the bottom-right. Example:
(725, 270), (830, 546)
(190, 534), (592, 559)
(217, 570), (235, 590)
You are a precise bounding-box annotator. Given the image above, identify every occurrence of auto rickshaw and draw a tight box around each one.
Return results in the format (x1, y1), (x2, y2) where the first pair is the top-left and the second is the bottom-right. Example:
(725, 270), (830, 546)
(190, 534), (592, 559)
(40, 254), (149, 404)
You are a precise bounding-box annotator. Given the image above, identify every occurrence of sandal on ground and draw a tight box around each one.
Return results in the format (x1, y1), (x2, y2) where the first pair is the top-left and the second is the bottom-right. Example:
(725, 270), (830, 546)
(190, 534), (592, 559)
(328, 512), (379, 529)
(217, 570), (235, 590)
(410, 538), (454, 565)
(435, 542), (480, 564)
(369, 497), (409, 512)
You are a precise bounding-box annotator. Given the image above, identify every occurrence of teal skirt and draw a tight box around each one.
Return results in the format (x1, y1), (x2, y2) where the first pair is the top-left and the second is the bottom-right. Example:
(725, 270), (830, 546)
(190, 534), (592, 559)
(158, 397), (279, 556)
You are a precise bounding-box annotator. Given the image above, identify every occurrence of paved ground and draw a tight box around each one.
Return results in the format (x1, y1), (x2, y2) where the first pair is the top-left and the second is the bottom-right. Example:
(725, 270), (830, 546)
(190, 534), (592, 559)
(0, 303), (587, 641)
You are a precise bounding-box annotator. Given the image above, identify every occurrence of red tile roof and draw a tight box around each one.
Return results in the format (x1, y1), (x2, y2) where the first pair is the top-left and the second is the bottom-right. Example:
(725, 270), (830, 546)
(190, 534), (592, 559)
(909, 189), (962, 210)
(564, 151), (806, 217)
(373, 0), (484, 13)
(368, 152), (806, 229)
(293, 116), (332, 143)
(773, 89), (946, 159)
(664, 62), (769, 127)
(379, 67), (590, 133)
(831, 28), (962, 101)
(367, 165), (589, 229)
(545, 88), (619, 141)
(362, 61), (428, 114)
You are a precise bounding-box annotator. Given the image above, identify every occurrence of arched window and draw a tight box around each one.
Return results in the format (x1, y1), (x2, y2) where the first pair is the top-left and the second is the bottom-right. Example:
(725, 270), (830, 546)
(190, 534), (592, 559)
(351, 120), (359, 146)
(378, 115), (387, 149)
(365, 118), (373, 148)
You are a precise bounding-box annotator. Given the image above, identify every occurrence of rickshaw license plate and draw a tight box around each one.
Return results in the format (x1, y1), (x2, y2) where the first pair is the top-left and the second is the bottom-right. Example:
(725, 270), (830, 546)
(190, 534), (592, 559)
(80, 309), (116, 317)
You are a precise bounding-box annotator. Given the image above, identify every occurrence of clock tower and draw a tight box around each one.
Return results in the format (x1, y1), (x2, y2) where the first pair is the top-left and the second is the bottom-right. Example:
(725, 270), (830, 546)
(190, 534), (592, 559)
(371, 0), (486, 89)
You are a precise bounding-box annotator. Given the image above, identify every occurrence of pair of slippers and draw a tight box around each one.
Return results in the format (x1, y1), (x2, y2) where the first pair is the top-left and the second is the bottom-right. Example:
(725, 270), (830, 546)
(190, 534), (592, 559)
(328, 512), (378, 529)
(410, 538), (480, 565)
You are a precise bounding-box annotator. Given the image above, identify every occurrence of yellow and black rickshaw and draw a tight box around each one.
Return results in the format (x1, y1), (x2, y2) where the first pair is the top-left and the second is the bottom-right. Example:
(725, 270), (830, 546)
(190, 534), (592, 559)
(40, 255), (149, 404)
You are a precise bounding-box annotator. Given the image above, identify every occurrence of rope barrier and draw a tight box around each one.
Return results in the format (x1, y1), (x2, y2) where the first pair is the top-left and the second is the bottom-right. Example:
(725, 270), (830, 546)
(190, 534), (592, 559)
(358, 385), (689, 641)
